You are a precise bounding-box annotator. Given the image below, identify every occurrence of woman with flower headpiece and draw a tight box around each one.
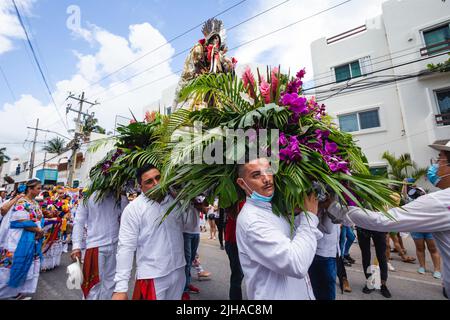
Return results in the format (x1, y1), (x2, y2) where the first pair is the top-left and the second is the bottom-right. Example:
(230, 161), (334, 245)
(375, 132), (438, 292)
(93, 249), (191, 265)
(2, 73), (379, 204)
(0, 179), (45, 300)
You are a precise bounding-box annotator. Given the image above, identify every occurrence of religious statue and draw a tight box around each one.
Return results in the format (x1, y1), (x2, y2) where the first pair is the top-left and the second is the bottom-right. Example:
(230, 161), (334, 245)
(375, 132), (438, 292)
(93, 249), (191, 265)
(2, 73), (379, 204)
(173, 18), (237, 110)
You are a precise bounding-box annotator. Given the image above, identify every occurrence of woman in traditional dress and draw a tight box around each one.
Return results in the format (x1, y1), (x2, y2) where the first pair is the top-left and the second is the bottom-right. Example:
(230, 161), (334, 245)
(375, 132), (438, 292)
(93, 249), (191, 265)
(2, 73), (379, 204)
(0, 179), (45, 300)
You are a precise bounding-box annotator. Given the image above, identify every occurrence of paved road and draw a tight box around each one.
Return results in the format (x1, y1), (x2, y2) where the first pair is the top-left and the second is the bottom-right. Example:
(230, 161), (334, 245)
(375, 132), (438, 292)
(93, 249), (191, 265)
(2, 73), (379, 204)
(34, 232), (446, 300)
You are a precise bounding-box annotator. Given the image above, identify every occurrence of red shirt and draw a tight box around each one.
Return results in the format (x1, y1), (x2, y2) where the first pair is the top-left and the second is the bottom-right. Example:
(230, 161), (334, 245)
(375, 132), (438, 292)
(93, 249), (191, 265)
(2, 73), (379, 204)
(225, 200), (245, 244)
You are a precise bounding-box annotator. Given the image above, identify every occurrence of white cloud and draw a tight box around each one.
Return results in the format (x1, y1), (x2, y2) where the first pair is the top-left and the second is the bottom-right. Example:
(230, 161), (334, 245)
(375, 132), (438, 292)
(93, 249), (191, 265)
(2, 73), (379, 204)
(233, 0), (387, 80)
(1, 20), (178, 156)
(0, 0), (34, 54)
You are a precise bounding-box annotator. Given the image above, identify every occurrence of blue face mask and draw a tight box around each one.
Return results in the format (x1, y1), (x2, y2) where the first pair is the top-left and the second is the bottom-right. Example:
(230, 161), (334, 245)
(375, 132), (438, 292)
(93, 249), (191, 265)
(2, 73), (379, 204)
(241, 180), (274, 202)
(427, 164), (441, 186)
(427, 163), (450, 187)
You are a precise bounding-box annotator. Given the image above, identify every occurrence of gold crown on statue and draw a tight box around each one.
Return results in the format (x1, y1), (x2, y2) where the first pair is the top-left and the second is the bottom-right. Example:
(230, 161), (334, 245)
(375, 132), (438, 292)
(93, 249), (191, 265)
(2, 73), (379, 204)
(202, 18), (224, 43)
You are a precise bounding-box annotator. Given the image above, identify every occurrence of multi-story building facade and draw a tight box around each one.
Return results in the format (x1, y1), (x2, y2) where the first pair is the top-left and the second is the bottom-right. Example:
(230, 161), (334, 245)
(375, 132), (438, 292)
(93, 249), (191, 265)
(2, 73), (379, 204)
(310, 0), (450, 175)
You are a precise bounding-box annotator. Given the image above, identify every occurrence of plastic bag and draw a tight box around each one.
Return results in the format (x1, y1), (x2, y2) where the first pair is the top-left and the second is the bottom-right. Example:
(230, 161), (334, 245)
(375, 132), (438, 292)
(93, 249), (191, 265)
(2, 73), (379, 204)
(66, 257), (83, 290)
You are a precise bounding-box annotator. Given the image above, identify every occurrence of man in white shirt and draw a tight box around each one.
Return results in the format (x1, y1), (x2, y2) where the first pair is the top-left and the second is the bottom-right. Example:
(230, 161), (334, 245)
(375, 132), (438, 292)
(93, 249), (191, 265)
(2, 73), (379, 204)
(326, 144), (450, 299)
(235, 158), (323, 300)
(112, 164), (191, 300)
(70, 192), (128, 300)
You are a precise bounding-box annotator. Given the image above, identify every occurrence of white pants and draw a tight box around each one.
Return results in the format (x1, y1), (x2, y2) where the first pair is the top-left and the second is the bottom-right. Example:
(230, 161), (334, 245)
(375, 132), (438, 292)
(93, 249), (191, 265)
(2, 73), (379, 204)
(85, 243), (117, 300)
(153, 267), (185, 300)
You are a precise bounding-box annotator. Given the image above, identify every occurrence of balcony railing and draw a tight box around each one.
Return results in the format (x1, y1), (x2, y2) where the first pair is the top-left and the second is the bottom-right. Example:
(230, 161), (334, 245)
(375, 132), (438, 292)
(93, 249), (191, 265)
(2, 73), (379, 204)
(326, 25), (367, 45)
(436, 112), (450, 126)
(420, 39), (450, 56)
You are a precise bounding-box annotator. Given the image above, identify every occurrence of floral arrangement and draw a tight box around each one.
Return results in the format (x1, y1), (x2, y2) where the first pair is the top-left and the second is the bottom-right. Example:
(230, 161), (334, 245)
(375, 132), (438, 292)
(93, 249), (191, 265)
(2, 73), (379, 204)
(86, 112), (169, 202)
(146, 65), (398, 220)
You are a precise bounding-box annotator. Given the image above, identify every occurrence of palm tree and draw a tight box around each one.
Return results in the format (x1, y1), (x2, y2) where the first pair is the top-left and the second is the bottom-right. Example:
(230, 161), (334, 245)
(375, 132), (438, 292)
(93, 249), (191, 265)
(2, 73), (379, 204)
(0, 147), (10, 166)
(381, 151), (427, 181)
(43, 137), (66, 154)
(82, 117), (106, 136)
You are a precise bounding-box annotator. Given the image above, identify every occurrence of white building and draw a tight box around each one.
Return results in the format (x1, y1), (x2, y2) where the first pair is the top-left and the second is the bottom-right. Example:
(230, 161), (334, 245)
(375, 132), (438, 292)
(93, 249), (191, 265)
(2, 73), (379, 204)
(0, 132), (114, 191)
(310, 0), (450, 174)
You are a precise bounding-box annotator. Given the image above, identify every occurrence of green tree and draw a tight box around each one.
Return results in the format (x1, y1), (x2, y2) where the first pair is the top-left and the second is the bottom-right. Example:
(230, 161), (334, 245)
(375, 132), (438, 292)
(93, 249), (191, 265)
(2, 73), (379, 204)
(381, 151), (427, 181)
(43, 137), (66, 154)
(82, 117), (106, 136)
(0, 147), (10, 166)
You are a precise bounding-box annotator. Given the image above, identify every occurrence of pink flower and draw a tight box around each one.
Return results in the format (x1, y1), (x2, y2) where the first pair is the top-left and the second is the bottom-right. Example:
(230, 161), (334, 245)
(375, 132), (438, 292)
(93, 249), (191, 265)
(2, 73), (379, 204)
(242, 66), (255, 88)
(271, 67), (279, 97)
(242, 66), (256, 98)
(260, 79), (271, 104)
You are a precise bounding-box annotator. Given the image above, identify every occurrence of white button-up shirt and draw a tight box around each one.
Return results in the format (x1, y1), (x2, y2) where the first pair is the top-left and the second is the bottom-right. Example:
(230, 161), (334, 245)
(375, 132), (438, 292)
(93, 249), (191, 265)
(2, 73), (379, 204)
(114, 194), (188, 293)
(329, 188), (450, 296)
(72, 194), (128, 250)
(236, 198), (323, 300)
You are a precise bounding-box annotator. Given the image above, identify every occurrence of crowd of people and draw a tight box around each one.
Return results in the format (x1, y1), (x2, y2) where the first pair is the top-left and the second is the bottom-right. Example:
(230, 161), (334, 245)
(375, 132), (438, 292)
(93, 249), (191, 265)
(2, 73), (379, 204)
(0, 145), (448, 301)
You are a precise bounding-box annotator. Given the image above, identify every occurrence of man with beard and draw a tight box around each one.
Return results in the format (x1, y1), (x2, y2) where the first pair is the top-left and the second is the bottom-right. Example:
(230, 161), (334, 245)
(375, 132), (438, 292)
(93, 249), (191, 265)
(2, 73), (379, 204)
(235, 158), (323, 300)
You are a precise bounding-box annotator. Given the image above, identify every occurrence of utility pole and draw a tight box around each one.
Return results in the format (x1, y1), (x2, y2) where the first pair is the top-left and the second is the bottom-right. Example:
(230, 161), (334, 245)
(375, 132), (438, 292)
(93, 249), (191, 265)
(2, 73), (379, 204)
(28, 118), (39, 179)
(66, 92), (98, 187)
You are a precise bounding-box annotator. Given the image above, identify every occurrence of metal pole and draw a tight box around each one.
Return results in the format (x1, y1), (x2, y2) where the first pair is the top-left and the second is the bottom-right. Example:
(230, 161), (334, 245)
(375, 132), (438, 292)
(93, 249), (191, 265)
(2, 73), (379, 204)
(29, 118), (39, 179)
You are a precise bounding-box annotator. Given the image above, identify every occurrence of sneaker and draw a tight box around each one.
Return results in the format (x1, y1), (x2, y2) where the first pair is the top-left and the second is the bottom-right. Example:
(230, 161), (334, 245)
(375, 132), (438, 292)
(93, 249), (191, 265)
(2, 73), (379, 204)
(388, 262), (396, 272)
(362, 286), (374, 294)
(220, 245), (224, 250)
(433, 271), (442, 279)
(417, 267), (426, 275)
(188, 284), (200, 294)
(14, 294), (32, 300)
(182, 292), (190, 300)
(344, 255), (355, 264)
(344, 260), (352, 267)
(380, 285), (392, 298)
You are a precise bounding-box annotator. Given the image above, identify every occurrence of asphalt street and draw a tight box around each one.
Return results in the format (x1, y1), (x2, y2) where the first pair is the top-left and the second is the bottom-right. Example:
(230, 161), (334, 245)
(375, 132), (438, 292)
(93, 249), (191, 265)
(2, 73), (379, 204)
(33, 231), (446, 300)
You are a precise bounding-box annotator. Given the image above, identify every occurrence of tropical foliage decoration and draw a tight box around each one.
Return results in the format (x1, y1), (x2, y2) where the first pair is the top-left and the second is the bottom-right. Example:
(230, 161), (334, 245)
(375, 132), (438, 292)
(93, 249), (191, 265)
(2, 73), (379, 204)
(146, 66), (400, 221)
(85, 112), (169, 202)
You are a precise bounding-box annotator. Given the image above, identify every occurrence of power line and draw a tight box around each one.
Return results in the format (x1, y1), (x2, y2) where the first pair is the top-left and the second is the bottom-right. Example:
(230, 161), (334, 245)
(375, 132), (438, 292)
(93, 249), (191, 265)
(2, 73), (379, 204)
(90, 0), (298, 100)
(97, 0), (353, 104)
(11, 0), (69, 132)
(84, 0), (249, 91)
(0, 64), (17, 101)
(303, 51), (449, 93)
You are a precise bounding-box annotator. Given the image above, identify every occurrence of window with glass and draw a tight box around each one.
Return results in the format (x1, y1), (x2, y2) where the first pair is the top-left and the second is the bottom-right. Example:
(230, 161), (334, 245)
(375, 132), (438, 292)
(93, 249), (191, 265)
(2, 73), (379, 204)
(369, 166), (388, 177)
(335, 60), (362, 83)
(423, 24), (450, 54)
(436, 89), (450, 126)
(338, 109), (381, 132)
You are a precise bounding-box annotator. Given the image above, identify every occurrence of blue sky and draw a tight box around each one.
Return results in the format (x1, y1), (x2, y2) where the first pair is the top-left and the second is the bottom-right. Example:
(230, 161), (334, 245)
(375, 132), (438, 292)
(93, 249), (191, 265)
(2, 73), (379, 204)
(0, 0), (387, 155)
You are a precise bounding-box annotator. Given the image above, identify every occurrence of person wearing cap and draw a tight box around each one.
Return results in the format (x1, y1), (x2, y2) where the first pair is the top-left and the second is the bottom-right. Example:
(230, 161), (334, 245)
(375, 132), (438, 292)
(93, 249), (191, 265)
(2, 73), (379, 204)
(112, 164), (196, 300)
(326, 141), (450, 298)
(70, 186), (128, 300)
